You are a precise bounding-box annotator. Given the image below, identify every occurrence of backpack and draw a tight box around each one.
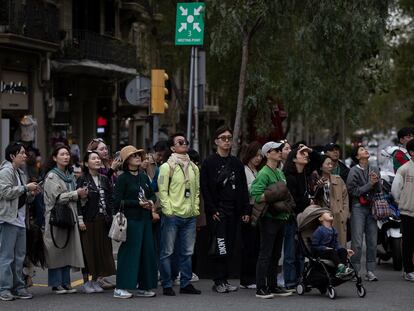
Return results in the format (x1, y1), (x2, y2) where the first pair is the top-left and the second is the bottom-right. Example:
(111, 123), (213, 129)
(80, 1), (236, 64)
(380, 146), (401, 176)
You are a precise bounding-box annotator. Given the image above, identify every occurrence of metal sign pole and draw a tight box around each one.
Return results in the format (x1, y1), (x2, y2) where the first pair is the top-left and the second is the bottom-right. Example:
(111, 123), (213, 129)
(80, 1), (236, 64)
(193, 47), (199, 152)
(186, 46), (195, 144)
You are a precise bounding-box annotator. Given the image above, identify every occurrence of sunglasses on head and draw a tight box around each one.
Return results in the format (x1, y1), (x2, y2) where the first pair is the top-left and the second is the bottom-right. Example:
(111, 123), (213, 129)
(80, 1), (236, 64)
(217, 135), (233, 142)
(91, 138), (104, 144)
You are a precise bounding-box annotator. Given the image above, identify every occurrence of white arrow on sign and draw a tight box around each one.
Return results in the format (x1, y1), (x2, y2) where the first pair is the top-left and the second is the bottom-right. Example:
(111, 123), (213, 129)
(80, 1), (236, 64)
(178, 23), (187, 32)
(193, 23), (201, 32)
(194, 6), (203, 16)
(180, 6), (188, 16)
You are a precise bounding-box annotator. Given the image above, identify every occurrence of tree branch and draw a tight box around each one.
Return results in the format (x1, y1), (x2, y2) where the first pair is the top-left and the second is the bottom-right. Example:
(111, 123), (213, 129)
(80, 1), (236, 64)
(248, 14), (265, 39)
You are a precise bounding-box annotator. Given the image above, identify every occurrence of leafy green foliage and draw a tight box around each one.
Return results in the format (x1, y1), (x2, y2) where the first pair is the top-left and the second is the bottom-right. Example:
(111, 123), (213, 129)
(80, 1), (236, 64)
(206, 0), (391, 137)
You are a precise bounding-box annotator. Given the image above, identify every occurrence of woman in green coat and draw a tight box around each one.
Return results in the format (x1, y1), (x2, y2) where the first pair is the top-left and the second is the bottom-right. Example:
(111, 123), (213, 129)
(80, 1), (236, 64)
(113, 146), (158, 299)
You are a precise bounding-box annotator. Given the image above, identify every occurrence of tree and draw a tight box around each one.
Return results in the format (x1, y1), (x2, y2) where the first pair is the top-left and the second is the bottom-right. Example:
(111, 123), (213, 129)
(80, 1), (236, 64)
(208, 0), (391, 148)
(207, 0), (269, 155)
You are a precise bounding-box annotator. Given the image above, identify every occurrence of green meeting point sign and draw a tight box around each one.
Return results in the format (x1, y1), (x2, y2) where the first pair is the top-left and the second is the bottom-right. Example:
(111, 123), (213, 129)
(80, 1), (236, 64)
(175, 2), (205, 46)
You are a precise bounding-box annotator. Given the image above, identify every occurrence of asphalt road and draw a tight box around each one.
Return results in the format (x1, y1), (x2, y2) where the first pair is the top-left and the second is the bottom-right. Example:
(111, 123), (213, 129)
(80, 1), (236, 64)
(3, 258), (413, 311)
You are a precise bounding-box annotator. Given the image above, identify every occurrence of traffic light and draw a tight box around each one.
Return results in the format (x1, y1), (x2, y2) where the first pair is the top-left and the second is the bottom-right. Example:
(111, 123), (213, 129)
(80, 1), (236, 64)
(151, 69), (169, 114)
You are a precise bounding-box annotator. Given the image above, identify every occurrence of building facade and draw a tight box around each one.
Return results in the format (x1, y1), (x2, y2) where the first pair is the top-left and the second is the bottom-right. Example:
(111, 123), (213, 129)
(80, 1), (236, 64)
(1, 0), (164, 160)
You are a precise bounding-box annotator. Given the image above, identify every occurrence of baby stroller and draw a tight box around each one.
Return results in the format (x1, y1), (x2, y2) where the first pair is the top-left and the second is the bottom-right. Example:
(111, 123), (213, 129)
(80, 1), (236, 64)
(295, 205), (366, 299)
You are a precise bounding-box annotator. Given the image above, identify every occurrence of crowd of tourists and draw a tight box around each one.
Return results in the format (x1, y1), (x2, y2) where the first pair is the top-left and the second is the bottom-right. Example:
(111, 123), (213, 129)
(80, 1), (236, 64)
(0, 125), (413, 301)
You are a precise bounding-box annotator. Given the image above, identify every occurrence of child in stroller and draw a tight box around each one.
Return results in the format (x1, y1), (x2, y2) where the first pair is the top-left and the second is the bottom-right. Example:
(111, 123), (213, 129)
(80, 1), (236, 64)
(296, 205), (366, 299)
(311, 211), (354, 279)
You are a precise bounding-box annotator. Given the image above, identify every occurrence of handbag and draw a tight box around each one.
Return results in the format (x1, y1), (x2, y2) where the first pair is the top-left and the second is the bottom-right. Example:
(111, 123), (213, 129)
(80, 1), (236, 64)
(49, 193), (75, 249)
(371, 193), (393, 220)
(108, 201), (127, 242)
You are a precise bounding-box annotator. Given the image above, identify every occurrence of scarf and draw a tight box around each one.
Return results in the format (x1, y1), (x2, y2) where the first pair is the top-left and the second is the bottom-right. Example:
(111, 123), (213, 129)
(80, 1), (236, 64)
(167, 153), (191, 182)
(51, 167), (76, 191)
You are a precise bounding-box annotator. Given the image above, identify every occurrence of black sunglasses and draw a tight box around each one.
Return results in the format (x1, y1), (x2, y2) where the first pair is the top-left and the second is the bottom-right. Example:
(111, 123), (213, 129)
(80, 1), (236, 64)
(175, 140), (189, 146)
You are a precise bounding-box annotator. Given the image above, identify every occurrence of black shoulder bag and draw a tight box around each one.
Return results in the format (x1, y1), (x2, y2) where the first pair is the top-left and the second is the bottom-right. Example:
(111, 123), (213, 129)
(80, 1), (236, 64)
(49, 193), (75, 249)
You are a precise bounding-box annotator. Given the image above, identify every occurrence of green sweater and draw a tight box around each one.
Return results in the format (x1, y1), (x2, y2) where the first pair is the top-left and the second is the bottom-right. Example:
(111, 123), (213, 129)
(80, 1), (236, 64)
(158, 162), (200, 218)
(250, 165), (290, 221)
(114, 171), (156, 220)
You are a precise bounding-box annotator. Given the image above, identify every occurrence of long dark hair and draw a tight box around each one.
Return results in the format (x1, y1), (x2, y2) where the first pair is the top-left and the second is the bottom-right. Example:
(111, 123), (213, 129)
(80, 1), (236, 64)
(44, 145), (73, 174)
(82, 151), (101, 176)
(242, 141), (262, 166)
(317, 155), (331, 176)
(283, 146), (300, 175)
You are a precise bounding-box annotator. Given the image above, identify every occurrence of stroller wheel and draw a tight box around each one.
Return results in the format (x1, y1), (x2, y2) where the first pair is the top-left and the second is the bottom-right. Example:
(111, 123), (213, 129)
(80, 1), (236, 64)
(327, 286), (336, 299)
(296, 283), (305, 295)
(357, 285), (366, 298)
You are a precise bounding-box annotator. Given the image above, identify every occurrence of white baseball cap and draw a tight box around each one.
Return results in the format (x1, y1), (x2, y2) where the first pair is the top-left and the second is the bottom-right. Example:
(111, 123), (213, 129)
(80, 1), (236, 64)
(262, 141), (284, 156)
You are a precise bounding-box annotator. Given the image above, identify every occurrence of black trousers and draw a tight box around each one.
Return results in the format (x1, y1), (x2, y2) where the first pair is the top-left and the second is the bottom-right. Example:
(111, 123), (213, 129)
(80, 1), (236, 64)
(401, 215), (414, 273)
(256, 217), (286, 290)
(240, 221), (260, 286)
(207, 213), (238, 284)
(313, 248), (348, 267)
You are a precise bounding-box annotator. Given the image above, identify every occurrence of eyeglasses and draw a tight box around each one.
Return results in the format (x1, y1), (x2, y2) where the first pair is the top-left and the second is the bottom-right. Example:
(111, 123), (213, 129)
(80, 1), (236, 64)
(217, 135), (233, 142)
(175, 140), (189, 146)
(131, 153), (142, 158)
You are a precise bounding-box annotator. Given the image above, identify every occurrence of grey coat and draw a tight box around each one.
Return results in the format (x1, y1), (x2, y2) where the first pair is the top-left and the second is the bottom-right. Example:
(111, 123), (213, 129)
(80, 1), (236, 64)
(0, 161), (34, 223)
(43, 172), (84, 269)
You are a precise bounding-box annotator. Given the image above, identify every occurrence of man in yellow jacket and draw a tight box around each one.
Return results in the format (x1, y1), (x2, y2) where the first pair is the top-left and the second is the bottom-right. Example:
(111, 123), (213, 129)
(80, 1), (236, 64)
(158, 133), (201, 296)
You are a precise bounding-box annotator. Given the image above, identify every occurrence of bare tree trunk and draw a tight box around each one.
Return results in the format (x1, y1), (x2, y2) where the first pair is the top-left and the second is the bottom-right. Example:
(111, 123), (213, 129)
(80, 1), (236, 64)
(231, 36), (249, 156)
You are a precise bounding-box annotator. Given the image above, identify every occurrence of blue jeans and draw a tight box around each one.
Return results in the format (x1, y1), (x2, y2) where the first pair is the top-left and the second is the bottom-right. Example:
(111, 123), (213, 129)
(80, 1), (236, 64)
(48, 266), (71, 287)
(351, 204), (378, 272)
(0, 223), (26, 294)
(159, 215), (196, 288)
(283, 218), (304, 287)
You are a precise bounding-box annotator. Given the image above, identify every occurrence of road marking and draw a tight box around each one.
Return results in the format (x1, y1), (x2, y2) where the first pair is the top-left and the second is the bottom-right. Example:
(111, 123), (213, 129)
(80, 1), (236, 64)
(33, 278), (84, 288)
(71, 279), (84, 287)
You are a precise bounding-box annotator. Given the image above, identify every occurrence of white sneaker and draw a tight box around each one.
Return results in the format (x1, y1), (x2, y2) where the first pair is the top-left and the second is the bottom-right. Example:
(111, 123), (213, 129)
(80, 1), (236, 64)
(136, 289), (156, 297)
(224, 282), (238, 292)
(191, 273), (199, 282)
(403, 272), (414, 282)
(91, 281), (104, 293)
(97, 277), (115, 289)
(365, 271), (378, 282)
(113, 289), (132, 299)
(62, 285), (77, 294)
(81, 282), (95, 294)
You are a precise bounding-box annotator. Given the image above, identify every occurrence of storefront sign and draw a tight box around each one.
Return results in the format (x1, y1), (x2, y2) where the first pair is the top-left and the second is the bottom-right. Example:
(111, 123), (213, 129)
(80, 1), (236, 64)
(0, 71), (29, 110)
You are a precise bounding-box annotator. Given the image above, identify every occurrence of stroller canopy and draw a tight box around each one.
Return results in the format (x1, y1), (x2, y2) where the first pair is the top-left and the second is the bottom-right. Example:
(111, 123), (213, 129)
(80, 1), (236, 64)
(297, 205), (332, 231)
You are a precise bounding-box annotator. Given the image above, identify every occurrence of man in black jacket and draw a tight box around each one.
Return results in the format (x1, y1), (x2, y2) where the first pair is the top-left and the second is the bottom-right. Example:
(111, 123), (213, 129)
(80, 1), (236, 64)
(200, 126), (250, 293)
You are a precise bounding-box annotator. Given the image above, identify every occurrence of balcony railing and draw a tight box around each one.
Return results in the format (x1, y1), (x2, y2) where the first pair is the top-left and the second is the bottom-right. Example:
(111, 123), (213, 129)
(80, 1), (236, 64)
(0, 0), (60, 43)
(59, 29), (138, 69)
